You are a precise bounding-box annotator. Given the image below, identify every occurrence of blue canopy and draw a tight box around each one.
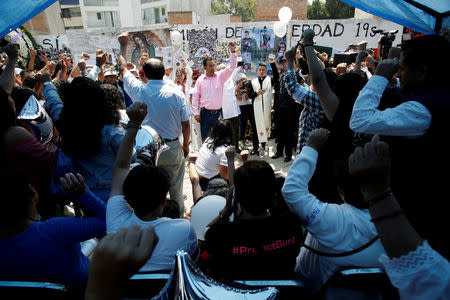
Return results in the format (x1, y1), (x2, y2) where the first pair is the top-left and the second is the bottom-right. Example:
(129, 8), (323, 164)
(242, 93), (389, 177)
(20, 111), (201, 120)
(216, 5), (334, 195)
(0, 0), (57, 39)
(340, 0), (450, 34)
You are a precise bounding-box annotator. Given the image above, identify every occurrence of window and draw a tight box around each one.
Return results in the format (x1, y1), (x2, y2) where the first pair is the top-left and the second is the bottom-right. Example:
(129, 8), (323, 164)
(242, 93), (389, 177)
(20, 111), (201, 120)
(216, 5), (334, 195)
(141, 0), (160, 4)
(61, 7), (82, 18)
(84, 0), (118, 6)
(87, 11), (121, 27)
(142, 7), (167, 25)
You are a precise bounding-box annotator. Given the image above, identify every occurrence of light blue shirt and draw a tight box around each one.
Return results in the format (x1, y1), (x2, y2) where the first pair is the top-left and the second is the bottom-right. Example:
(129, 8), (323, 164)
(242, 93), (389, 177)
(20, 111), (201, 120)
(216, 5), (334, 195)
(43, 82), (63, 121)
(123, 72), (190, 140)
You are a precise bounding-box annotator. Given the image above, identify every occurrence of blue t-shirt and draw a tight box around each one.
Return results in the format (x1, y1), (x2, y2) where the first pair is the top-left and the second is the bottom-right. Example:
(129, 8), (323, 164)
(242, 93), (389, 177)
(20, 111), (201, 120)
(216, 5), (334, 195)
(0, 191), (105, 288)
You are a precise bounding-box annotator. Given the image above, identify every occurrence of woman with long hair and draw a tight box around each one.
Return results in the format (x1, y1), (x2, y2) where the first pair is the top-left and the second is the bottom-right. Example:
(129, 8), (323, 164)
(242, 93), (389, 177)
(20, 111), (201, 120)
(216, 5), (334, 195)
(194, 119), (233, 191)
(59, 77), (128, 201)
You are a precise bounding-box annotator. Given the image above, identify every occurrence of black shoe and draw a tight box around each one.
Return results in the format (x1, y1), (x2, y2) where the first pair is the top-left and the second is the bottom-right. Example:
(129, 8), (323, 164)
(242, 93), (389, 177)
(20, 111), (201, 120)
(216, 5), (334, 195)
(250, 149), (259, 155)
(284, 155), (292, 162)
(271, 152), (283, 159)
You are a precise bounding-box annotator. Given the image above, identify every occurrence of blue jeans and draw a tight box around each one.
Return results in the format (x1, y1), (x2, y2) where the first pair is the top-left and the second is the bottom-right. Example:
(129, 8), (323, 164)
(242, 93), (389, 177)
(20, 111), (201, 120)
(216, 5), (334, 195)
(200, 108), (222, 141)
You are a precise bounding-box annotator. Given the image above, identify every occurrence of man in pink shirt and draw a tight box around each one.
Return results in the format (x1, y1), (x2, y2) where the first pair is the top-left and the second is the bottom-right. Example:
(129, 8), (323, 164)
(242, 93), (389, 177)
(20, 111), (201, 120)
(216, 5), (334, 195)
(192, 42), (237, 140)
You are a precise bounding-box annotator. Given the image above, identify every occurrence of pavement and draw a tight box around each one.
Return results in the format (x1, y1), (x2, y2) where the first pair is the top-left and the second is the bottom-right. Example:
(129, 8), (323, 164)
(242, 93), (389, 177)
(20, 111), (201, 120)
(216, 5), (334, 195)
(181, 138), (295, 214)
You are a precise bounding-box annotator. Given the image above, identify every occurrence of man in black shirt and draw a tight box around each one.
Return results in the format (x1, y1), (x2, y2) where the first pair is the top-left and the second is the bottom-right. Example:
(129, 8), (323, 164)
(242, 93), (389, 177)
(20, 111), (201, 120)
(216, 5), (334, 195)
(203, 160), (302, 280)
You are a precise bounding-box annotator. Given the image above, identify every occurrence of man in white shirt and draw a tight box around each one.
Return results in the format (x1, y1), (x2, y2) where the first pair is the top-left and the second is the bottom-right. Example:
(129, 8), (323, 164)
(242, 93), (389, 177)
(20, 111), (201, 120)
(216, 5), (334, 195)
(349, 34), (450, 257)
(282, 129), (385, 292)
(107, 101), (198, 272)
(222, 66), (242, 151)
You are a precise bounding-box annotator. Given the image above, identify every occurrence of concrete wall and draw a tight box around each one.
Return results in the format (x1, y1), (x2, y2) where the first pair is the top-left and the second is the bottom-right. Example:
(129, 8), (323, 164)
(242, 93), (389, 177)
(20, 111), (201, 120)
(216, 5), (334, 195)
(168, 12), (193, 25)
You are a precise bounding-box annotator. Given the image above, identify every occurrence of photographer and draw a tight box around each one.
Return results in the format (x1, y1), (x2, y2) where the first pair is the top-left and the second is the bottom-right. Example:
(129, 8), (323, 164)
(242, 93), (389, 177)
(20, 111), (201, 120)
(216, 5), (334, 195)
(236, 74), (258, 152)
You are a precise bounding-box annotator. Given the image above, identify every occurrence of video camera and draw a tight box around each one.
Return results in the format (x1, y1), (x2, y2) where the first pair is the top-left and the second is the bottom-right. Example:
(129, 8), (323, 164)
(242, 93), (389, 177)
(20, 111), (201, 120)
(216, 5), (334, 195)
(373, 29), (398, 60)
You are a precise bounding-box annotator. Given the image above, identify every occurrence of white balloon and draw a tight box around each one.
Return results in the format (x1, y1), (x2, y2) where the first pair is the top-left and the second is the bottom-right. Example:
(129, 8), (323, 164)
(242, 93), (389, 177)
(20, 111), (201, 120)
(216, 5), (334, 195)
(170, 30), (182, 46)
(273, 21), (287, 38)
(278, 6), (292, 23)
(190, 195), (226, 240)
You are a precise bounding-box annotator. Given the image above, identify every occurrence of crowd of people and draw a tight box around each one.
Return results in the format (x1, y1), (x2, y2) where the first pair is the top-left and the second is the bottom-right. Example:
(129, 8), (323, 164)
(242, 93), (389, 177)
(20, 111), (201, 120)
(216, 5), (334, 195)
(0, 25), (449, 300)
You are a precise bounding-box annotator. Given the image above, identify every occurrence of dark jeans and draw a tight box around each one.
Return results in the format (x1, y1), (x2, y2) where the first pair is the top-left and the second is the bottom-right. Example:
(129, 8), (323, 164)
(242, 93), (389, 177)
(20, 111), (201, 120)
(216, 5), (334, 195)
(239, 104), (258, 150)
(200, 108), (222, 141)
(274, 106), (297, 156)
(225, 116), (240, 149)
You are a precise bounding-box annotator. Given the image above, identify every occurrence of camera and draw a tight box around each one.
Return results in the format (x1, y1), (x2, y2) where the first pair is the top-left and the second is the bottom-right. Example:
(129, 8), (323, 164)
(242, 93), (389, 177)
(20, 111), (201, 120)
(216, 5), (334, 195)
(373, 29), (398, 60)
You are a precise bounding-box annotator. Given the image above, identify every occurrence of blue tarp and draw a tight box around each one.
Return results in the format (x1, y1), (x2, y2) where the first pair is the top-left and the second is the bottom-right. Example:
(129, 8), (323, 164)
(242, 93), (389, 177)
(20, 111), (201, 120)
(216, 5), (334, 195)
(0, 0), (57, 39)
(341, 0), (450, 34)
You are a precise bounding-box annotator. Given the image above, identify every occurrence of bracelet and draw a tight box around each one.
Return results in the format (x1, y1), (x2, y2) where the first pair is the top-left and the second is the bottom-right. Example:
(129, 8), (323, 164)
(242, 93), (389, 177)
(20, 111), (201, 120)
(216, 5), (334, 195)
(367, 190), (394, 207)
(370, 209), (404, 223)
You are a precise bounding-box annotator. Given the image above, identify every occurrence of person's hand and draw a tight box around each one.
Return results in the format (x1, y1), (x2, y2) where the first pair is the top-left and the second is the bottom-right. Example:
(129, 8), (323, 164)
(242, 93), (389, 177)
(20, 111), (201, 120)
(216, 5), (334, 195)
(306, 128), (329, 152)
(60, 58), (68, 73)
(194, 115), (201, 123)
(235, 48), (241, 57)
(4, 43), (18, 60)
(118, 55), (127, 75)
(118, 32), (130, 46)
(375, 57), (399, 80)
(335, 62), (347, 75)
(126, 101), (147, 127)
(165, 66), (173, 75)
(221, 185), (235, 219)
(96, 50), (107, 67)
(180, 58), (187, 67)
(82, 52), (91, 60)
(257, 89), (265, 95)
(29, 47), (37, 58)
(302, 28), (315, 45)
(59, 173), (87, 196)
(225, 146), (236, 161)
(182, 144), (189, 158)
(348, 135), (391, 199)
(39, 71), (52, 84)
(47, 60), (57, 75)
(228, 42), (236, 53)
(357, 41), (367, 52)
(268, 54), (276, 63)
(77, 59), (86, 71)
(85, 225), (158, 300)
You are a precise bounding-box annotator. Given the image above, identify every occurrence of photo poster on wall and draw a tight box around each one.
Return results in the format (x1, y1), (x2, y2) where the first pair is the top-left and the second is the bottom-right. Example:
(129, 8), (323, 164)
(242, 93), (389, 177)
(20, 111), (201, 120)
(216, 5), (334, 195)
(126, 29), (170, 67)
(240, 28), (277, 78)
(188, 28), (217, 72)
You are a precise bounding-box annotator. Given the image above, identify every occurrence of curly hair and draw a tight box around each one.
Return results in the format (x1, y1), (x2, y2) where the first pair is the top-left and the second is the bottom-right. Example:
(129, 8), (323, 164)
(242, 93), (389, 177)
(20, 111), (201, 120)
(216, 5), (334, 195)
(59, 77), (108, 158)
(100, 84), (124, 125)
(206, 119), (233, 151)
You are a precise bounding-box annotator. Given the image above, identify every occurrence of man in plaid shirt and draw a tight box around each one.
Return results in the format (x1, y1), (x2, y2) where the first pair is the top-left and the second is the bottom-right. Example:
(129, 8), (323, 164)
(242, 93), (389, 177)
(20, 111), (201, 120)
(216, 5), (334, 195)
(283, 47), (325, 154)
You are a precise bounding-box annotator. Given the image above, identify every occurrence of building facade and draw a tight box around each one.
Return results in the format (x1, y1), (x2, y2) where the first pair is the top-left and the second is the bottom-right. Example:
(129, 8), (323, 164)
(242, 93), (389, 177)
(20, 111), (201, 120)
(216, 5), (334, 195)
(79, 0), (211, 29)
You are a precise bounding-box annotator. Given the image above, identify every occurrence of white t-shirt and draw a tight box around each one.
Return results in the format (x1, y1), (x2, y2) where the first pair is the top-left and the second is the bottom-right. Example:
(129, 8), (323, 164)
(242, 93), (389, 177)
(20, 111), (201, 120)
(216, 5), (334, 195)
(195, 139), (228, 179)
(106, 195), (198, 272)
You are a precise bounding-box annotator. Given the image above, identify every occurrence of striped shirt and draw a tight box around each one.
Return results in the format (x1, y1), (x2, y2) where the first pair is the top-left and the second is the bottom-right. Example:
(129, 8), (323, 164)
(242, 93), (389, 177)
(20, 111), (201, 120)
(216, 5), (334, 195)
(284, 68), (325, 153)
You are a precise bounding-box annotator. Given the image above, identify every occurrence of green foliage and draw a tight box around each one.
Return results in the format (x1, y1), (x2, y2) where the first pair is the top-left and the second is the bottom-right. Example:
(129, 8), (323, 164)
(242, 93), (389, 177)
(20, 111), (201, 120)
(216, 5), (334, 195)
(307, 0), (329, 19)
(211, 0), (257, 22)
(307, 0), (355, 20)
